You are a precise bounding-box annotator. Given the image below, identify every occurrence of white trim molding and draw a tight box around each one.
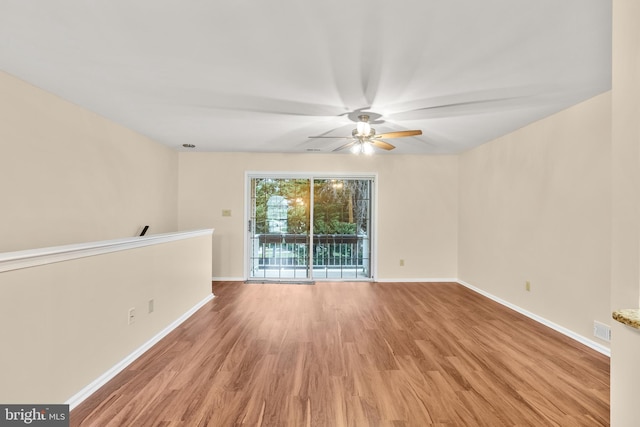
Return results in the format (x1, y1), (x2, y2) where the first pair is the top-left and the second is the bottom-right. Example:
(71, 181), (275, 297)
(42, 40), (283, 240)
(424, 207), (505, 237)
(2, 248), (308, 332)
(376, 278), (459, 283)
(65, 293), (214, 410)
(212, 277), (246, 282)
(0, 229), (214, 273)
(456, 279), (611, 357)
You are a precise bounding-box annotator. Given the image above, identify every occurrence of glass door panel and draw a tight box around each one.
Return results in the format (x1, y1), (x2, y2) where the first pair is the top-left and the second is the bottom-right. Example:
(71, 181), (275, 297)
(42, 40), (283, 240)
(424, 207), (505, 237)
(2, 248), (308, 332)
(312, 178), (371, 279)
(248, 178), (311, 281)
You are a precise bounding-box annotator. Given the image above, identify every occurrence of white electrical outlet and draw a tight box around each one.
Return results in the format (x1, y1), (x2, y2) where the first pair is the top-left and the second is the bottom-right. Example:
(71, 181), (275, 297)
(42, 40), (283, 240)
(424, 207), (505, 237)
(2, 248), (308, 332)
(128, 307), (136, 325)
(148, 299), (154, 313)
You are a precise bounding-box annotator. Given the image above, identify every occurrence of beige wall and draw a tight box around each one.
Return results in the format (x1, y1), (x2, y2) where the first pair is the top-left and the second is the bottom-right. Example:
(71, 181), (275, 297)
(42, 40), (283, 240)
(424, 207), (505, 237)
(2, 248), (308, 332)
(0, 71), (179, 252)
(178, 153), (458, 280)
(458, 92), (612, 346)
(0, 233), (212, 404)
(611, 0), (640, 425)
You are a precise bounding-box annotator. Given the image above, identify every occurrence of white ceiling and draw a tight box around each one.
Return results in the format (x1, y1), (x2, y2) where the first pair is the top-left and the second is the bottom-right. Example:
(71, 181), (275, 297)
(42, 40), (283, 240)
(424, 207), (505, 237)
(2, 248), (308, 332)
(0, 0), (611, 154)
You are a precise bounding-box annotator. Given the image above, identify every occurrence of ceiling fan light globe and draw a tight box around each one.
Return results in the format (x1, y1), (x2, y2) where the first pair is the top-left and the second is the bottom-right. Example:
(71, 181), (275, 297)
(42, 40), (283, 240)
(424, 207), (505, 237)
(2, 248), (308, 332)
(363, 143), (374, 155)
(356, 121), (371, 136)
(350, 143), (362, 155)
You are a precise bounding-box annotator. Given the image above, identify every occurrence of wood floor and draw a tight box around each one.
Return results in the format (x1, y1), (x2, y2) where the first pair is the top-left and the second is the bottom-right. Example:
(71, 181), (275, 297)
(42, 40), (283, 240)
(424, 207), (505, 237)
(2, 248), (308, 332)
(71, 281), (610, 426)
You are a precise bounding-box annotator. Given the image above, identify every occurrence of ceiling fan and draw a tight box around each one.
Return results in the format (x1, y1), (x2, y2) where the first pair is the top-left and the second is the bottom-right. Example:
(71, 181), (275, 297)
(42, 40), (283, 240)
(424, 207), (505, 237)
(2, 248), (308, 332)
(308, 114), (422, 154)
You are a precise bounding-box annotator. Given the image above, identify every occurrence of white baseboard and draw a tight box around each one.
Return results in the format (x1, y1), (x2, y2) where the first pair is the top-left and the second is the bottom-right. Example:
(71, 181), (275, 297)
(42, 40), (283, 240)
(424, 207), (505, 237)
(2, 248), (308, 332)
(375, 278), (459, 283)
(456, 280), (611, 357)
(65, 293), (215, 410)
(212, 276), (245, 282)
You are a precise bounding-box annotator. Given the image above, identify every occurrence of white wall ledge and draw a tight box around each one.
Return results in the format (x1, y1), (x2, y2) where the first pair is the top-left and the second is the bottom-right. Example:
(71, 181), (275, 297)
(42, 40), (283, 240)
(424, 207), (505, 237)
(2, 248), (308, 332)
(0, 229), (214, 273)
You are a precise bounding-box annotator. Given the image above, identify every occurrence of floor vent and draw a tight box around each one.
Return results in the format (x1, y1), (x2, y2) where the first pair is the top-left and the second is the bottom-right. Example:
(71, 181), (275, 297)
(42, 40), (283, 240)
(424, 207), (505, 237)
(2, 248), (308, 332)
(593, 321), (611, 342)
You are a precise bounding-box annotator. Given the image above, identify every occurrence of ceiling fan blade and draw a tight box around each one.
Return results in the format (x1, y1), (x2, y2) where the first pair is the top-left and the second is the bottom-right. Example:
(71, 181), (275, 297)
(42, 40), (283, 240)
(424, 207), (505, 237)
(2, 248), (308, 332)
(386, 94), (533, 121)
(308, 135), (352, 139)
(332, 141), (356, 152)
(370, 140), (395, 151)
(162, 88), (350, 118)
(375, 130), (422, 139)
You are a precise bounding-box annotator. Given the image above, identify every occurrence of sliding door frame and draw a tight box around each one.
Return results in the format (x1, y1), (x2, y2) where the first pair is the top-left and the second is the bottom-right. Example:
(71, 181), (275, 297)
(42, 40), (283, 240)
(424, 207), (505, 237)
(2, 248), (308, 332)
(244, 171), (378, 281)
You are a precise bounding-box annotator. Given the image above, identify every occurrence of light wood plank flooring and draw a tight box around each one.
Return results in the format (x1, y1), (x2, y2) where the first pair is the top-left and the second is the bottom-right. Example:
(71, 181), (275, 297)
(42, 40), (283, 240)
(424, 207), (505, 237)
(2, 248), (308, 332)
(71, 281), (610, 426)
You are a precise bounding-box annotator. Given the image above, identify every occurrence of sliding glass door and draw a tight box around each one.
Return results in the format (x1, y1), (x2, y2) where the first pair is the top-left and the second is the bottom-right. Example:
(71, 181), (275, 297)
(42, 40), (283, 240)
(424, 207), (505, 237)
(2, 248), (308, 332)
(248, 177), (311, 280)
(311, 178), (371, 279)
(247, 175), (373, 281)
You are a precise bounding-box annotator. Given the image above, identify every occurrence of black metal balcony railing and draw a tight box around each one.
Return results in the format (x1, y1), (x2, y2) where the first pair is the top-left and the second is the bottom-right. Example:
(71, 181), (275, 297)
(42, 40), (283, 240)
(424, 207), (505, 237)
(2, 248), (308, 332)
(252, 233), (369, 269)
